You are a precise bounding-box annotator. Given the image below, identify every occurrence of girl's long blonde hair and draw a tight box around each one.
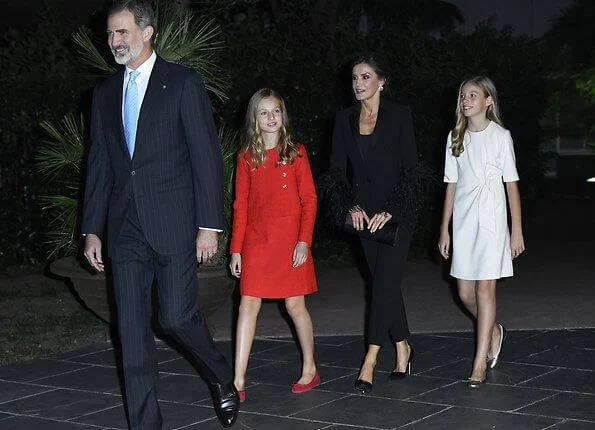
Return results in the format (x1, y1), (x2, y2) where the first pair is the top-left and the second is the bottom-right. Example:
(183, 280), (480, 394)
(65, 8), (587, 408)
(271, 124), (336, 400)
(242, 88), (300, 168)
(451, 76), (504, 157)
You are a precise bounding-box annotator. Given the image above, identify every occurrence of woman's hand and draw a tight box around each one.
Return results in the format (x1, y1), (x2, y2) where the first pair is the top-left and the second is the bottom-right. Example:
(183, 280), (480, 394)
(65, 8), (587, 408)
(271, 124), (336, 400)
(229, 253), (242, 278)
(438, 231), (450, 259)
(368, 211), (392, 233)
(349, 205), (370, 231)
(292, 241), (309, 268)
(510, 230), (525, 259)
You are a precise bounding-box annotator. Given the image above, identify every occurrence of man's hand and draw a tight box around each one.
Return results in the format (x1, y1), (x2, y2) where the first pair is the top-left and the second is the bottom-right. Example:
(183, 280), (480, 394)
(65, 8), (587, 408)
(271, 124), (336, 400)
(196, 230), (218, 263)
(84, 234), (105, 272)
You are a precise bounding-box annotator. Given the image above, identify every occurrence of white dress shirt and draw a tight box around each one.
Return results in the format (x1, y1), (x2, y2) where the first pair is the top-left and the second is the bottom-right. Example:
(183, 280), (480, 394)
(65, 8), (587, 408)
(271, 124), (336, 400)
(122, 50), (156, 122)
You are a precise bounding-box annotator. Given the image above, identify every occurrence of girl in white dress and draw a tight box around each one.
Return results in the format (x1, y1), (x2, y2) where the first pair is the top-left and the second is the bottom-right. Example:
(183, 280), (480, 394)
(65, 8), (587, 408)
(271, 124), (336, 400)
(438, 76), (525, 388)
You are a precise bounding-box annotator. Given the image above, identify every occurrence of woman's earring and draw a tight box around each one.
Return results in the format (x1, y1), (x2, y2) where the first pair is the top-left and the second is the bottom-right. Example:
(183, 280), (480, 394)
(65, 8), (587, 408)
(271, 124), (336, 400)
(379, 85), (384, 91)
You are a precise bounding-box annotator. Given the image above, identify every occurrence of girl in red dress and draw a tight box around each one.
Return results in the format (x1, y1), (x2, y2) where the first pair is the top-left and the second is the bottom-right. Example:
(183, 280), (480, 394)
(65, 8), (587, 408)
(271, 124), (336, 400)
(229, 88), (319, 402)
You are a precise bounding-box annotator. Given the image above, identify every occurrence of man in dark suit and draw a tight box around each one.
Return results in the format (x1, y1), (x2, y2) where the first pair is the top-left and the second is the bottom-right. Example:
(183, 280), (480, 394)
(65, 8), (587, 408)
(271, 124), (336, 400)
(82, 1), (239, 428)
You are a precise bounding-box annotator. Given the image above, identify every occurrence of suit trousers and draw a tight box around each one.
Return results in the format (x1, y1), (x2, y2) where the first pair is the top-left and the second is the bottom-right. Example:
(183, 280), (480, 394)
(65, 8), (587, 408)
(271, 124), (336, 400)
(360, 227), (413, 346)
(111, 200), (232, 430)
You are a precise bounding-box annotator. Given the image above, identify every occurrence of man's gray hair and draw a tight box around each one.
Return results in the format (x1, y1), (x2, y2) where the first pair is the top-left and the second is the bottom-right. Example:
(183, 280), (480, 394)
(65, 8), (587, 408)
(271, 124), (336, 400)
(108, 0), (156, 31)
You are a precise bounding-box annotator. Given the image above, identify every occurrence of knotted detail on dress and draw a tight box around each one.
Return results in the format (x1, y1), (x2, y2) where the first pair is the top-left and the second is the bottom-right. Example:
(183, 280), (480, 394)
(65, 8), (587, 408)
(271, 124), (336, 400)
(316, 168), (357, 229)
(478, 163), (502, 234)
(381, 160), (437, 229)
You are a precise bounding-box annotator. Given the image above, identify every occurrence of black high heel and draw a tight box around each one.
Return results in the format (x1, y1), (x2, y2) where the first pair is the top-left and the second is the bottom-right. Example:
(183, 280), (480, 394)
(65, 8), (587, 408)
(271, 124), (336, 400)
(354, 362), (375, 394)
(354, 378), (373, 394)
(390, 346), (415, 380)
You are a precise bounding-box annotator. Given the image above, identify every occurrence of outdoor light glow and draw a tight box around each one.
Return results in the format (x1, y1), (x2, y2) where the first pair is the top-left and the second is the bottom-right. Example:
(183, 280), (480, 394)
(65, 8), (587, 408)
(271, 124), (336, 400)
(587, 177), (595, 183)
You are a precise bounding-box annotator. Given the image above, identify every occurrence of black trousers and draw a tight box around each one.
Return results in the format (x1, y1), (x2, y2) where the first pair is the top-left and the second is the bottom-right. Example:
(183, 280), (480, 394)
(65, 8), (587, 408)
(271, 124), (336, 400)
(360, 227), (413, 346)
(111, 201), (232, 430)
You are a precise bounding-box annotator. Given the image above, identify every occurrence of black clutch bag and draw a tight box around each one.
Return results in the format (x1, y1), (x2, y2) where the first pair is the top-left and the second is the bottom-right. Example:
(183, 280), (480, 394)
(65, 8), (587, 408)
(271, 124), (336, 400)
(342, 215), (399, 246)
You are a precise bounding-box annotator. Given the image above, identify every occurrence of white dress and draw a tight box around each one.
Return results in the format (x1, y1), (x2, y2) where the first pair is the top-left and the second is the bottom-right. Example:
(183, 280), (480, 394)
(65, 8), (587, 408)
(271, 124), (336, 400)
(444, 121), (519, 280)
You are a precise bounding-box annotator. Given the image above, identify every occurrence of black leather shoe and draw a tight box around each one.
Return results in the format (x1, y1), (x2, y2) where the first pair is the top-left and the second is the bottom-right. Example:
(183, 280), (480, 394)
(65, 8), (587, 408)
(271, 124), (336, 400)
(209, 381), (239, 428)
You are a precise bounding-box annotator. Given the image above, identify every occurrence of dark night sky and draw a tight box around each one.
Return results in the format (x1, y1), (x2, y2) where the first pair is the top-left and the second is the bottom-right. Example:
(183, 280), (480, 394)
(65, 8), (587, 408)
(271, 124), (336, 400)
(0, 0), (577, 38)
(446, 0), (575, 37)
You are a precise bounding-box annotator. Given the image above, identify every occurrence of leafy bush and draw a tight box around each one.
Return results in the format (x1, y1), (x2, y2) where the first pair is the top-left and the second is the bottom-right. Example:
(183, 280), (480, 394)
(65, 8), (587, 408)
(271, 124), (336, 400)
(37, 114), (86, 258)
(1, 0), (566, 266)
(0, 10), (91, 268)
(206, 1), (549, 256)
(36, 4), (238, 266)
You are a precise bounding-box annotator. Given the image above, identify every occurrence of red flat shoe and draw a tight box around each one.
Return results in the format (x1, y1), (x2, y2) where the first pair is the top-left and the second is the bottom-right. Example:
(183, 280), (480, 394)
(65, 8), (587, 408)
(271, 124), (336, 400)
(291, 372), (320, 393)
(237, 389), (246, 402)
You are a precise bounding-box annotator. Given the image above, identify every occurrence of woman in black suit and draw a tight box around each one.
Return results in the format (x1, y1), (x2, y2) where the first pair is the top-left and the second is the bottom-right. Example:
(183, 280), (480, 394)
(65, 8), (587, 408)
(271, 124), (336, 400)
(327, 54), (422, 393)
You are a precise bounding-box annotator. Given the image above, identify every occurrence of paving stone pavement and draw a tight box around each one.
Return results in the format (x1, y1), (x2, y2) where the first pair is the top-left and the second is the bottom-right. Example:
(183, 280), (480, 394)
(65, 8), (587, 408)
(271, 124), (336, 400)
(1, 186), (593, 429)
(0, 329), (594, 429)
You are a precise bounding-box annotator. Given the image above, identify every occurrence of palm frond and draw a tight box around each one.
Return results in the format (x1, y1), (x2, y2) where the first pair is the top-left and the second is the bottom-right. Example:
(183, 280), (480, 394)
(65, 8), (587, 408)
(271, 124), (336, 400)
(72, 27), (116, 78)
(37, 114), (85, 257)
(154, 5), (230, 101)
(38, 195), (79, 258)
(71, 4), (229, 99)
(37, 113), (85, 182)
(217, 123), (240, 225)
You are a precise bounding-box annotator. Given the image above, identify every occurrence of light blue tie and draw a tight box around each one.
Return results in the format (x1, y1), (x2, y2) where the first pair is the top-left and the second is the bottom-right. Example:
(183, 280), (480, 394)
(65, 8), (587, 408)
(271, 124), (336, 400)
(124, 70), (140, 157)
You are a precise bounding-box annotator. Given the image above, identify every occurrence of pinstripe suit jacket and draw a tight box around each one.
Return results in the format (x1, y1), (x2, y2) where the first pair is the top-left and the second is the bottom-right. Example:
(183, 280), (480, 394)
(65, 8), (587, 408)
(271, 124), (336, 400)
(82, 56), (224, 255)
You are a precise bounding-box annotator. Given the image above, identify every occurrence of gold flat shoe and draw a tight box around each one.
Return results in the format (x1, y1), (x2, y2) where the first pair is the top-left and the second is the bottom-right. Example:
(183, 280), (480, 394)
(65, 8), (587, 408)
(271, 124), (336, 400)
(487, 324), (507, 369)
(467, 378), (486, 389)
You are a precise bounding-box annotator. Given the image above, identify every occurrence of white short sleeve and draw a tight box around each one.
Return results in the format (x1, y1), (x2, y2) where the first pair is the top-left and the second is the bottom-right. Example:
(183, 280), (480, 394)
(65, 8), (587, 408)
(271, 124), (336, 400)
(443, 132), (458, 183)
(502, 130), (519, 182)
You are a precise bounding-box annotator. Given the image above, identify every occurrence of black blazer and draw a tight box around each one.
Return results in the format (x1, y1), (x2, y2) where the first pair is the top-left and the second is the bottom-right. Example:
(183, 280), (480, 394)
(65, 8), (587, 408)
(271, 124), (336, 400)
(330, 98), (418, 223)
(82, 56), (225, 255)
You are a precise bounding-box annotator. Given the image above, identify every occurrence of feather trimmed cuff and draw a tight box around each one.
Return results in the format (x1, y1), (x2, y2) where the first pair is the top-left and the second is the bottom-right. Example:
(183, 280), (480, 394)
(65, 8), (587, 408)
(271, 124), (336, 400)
(316, 169), (357, 228)
(382, 161), (437, 228)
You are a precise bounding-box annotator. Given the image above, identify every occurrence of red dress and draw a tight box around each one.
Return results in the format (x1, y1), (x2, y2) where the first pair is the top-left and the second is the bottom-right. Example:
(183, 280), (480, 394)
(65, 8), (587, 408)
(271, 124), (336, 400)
(229, 144), (318, 298)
